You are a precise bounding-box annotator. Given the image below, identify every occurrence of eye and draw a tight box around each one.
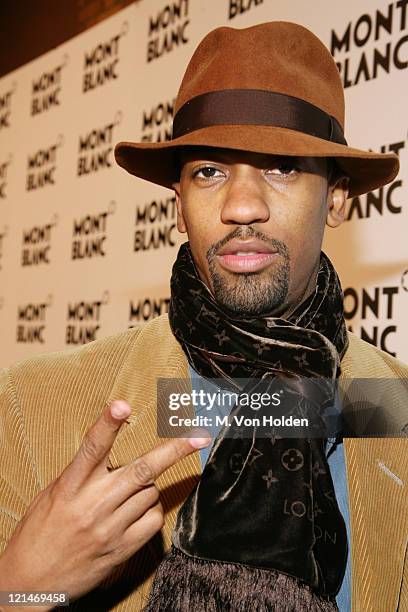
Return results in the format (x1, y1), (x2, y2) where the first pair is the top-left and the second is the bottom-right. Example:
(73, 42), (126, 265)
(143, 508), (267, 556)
(192, 165), (225, 181)
(265, 162), (299, 179)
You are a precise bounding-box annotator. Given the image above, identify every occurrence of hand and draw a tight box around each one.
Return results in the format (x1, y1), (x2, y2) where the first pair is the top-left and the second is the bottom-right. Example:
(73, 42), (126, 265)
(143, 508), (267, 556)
(0, 400), (210, 608)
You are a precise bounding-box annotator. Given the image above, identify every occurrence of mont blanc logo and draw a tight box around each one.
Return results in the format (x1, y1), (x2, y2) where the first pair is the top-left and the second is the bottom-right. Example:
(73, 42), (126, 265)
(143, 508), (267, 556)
(344, 282), (403, 356)
(77, 112), (121, 177)
(26, 135), (63, 191)
(16, 295), (52, 344)
(82, 22), (128, 93)
(0, 226), (8, 270)
(134, 196), (176, 252)
(71, 202), (115, 260)
(141, 97), (175, 142)
(347, 139), (404, 220)
(228, 0), (264, 20)
(331, 2), (408, 88)
(129, 296), (170, 325)
(0, 82), (16, 129)
(0, 154), (12, 199)
(147, 0), (189, 63)
(21, 215), (58, 267)
(402, 268), (408, 292)
(65, 291), (109, 345)
(31, 55), (68, 116)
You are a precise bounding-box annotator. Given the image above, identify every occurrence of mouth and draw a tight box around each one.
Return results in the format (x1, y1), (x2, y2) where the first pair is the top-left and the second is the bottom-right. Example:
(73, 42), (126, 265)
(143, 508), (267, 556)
(215, 238), (279, 273)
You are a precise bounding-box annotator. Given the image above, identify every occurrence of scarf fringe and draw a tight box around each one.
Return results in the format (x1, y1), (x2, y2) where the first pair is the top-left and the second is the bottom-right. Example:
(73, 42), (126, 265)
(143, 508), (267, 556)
(144, 545), (338, 612)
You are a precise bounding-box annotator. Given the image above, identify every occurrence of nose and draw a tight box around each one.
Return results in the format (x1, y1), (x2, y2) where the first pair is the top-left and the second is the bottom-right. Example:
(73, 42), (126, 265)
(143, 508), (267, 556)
(220, 168), (270, 226)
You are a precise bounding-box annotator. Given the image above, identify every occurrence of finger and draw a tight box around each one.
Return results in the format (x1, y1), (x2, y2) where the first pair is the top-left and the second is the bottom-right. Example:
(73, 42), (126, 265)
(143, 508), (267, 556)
(112, 502), (165, 563)
(145, 435), (212, 481)
(119, 435), (211, 493)
(105, 485), (160, 533)
(59, 400), (131, 491)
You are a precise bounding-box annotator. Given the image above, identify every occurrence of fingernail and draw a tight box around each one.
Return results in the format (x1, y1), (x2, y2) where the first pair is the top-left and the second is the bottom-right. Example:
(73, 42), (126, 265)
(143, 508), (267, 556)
(189, 437), (212, 449)
(110, 400), (131, 419)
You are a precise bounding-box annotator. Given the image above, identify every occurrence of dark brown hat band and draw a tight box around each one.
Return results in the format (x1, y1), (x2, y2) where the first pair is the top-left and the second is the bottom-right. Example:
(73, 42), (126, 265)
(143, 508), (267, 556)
(172, 89), (347, 146)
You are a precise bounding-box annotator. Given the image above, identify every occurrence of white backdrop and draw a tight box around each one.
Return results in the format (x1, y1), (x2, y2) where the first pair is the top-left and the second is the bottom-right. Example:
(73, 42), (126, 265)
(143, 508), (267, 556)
(0, 0), (406, 368)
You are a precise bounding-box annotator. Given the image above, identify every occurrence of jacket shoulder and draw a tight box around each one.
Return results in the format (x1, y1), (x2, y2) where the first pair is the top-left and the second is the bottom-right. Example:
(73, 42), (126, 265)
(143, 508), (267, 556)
(7, 324), (142, 390)
(4, 314), (182, 411)
(342, 331), (408, 378)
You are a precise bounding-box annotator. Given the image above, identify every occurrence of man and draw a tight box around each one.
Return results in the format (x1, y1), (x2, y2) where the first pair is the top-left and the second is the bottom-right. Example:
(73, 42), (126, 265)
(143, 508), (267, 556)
(0, 20), (407, 612)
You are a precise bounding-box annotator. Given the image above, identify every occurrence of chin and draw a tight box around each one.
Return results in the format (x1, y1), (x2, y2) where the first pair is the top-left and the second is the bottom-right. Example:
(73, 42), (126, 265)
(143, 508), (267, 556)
(212, 273), (289, 318)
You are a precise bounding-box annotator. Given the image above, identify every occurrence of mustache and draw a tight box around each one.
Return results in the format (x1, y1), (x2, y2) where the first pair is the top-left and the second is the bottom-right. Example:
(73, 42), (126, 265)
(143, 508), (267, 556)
(206, 226), (290, 262)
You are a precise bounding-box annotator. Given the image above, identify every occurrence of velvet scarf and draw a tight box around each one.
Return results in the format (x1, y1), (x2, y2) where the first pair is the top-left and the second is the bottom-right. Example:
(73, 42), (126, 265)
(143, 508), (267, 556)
(146, 242), (349, 611)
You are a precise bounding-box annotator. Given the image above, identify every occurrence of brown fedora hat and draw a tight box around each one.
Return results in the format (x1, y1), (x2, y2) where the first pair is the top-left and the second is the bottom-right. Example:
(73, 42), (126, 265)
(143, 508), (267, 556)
(115, 21), (399, 197)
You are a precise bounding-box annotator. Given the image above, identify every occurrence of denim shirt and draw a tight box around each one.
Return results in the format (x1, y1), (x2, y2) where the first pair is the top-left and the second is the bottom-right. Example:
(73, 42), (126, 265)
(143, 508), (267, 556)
(189, 365), (352, 612)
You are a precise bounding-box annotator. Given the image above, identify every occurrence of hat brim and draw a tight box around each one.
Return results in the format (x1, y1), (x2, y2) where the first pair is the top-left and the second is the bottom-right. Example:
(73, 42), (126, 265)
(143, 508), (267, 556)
(114, 125), (399, 197)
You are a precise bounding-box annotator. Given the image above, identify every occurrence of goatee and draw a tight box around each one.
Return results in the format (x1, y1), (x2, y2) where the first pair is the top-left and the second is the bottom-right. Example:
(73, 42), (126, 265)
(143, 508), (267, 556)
(207, 227), (290, 317)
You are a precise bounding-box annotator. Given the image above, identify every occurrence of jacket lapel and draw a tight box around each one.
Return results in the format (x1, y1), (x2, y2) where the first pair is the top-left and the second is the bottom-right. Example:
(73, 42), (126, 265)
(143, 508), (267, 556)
(104, 320), (201, 607)
(107, 320), (201, 550)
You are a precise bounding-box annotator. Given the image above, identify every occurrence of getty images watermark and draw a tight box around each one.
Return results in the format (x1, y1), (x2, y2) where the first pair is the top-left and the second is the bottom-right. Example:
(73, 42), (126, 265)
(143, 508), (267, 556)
(167, 387), (308, 429)
(156, 377), (408, 439)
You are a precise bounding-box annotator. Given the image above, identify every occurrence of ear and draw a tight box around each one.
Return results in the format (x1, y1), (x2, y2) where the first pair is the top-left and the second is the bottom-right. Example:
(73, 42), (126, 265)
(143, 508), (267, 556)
(173, 182), (187, 233)
(326, 176), (349, 228)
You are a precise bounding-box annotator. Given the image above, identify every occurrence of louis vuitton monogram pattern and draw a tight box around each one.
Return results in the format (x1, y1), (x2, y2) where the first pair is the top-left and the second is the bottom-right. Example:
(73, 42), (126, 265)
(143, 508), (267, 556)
(147, 243), (352, 605)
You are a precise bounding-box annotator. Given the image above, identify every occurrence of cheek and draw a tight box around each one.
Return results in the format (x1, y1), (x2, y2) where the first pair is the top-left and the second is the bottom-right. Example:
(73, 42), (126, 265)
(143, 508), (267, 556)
(179, 196), (217, 276)
(180, 188), (222, 249)
(275, 187), (327, 269)
(179, 183), (208, 231)
(182, 205), (212, 251)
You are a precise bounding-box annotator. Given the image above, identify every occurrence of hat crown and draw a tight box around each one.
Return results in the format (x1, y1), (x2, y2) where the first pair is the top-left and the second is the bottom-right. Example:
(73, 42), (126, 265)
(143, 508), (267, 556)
(175, 21), (345, 129)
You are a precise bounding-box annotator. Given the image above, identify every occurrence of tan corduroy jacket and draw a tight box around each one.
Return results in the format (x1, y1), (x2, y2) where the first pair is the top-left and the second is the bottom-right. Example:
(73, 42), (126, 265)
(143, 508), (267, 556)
(0, 314), (407, 611)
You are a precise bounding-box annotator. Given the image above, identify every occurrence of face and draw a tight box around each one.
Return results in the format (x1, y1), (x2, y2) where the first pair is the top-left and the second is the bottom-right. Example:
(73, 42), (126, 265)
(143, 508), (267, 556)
(173, 148), (348, 318)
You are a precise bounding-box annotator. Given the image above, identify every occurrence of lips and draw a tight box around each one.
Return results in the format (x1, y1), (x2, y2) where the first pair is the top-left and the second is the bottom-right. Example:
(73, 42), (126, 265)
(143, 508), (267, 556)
(216, 238), (278, 273)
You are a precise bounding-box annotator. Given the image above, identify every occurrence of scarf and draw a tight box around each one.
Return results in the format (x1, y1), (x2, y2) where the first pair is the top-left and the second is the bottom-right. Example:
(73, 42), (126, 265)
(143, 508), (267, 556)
(145, 242), (349, 612)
